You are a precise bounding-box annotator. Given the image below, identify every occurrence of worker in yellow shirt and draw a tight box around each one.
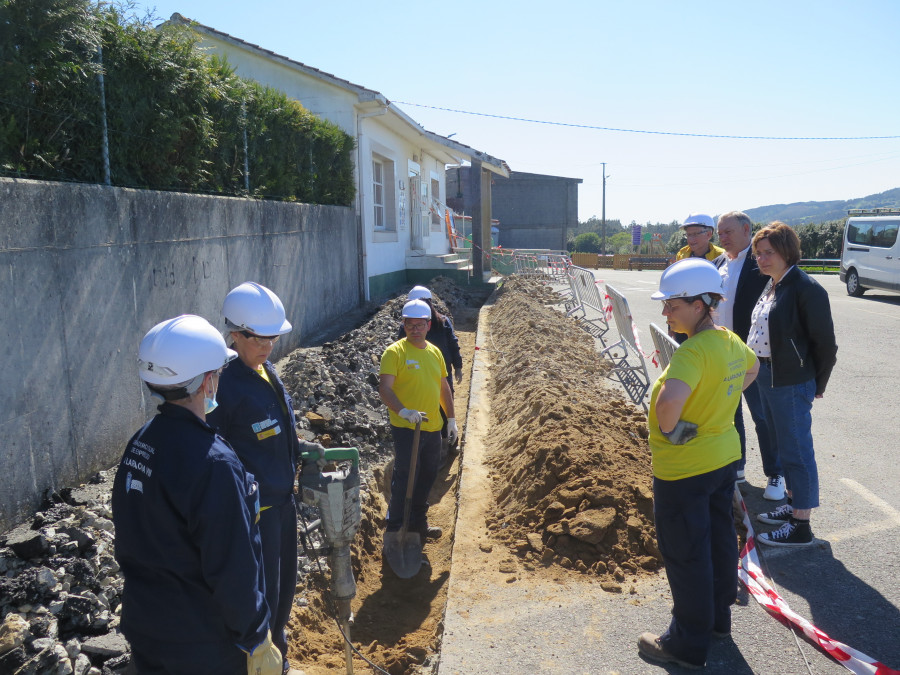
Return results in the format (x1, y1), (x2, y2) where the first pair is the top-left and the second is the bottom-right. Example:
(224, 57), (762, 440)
(675, 214), (724, 261)
(379, 299), (457, 544)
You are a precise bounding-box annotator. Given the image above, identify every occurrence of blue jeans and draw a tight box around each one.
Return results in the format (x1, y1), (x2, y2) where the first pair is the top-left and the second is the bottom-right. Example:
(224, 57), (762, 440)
(654, 463), (738, 666)
(734, 379), (782, 477)
(386, 426), (441, 533)
(755, 362), (819, 509)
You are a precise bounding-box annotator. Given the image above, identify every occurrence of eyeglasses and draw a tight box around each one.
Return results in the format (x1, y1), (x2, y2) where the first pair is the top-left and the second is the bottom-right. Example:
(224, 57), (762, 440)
(239, 330), (280, 345)
(404, 320), (429, 330)
(661, 300), (683, 312)
(684, 229), (711, 240)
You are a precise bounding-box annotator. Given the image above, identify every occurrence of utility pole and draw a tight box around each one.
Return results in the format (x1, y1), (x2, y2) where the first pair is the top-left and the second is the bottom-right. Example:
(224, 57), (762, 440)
(601, 163), (607, 255)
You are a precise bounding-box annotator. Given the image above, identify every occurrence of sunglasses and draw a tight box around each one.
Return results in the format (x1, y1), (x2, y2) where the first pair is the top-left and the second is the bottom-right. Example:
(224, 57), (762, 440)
(239, 330), (280, 345)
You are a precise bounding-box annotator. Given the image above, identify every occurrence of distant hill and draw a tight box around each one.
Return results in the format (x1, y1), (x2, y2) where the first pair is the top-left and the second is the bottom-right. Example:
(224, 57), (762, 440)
(744, 187), (900, 226)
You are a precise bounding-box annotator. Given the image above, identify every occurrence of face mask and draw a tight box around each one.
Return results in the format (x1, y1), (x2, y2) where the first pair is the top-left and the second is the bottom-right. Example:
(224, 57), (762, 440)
(203, 380), (219, 415)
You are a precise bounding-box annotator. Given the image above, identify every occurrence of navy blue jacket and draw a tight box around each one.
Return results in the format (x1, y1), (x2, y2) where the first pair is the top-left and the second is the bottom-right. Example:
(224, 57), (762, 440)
(714, 250), (769, 343)
(207, 358), (302, 507)
(762, 266), (838, 395)
(398, 315), (463, 378)
(111, 403), (269, 651)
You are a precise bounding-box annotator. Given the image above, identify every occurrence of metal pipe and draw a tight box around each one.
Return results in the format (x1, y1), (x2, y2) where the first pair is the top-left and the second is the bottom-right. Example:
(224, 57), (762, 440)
(343, 620), (354, 674)
(97, 44), (111, 186)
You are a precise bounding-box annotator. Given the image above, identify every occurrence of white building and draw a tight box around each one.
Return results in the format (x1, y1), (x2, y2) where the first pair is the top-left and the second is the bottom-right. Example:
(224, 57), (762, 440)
(167, 14), (508, 299)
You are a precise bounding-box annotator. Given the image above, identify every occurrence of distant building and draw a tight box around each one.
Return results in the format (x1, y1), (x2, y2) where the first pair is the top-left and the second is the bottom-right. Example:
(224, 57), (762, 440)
(447, 169), (581, 250)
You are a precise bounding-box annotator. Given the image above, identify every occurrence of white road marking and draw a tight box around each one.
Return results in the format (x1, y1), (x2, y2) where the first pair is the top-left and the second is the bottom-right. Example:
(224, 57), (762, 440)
(821, 478), (900, 543)
(854, 307), (900, 319)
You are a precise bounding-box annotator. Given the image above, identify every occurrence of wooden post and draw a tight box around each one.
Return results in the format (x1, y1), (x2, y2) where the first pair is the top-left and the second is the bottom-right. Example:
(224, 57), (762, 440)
(480, 167), (492, 280)
(469, 160), (483, 279)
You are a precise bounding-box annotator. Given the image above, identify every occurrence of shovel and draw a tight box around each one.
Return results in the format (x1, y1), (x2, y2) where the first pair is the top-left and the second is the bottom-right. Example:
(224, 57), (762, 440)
(383, 417), (424, 578)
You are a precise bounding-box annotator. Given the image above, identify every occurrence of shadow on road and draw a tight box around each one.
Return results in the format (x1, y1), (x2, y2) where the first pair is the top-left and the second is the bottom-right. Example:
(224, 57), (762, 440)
(757, 539), (900, 671)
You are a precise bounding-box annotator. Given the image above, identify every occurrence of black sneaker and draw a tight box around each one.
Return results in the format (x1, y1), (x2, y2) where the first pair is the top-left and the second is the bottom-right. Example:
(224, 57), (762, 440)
(758, 520), (813, 547)
(757, 503), (793, 525)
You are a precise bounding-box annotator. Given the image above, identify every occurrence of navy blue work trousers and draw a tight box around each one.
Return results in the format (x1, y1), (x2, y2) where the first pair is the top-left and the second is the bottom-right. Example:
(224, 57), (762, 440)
(258, 498), (298, 664)
(386, 425), (441, 533)
(653, 463), (738, 667)
(128, 633), (245, 674)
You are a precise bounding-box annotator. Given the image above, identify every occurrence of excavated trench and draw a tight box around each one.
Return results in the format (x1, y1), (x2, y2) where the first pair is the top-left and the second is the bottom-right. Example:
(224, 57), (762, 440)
(285, 275), (660, 675)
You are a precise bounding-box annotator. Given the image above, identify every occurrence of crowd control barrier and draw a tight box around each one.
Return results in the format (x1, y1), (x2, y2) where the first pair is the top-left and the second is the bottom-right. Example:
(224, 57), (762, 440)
(601, 284), (652, 409)
(649, 322), (679, 371)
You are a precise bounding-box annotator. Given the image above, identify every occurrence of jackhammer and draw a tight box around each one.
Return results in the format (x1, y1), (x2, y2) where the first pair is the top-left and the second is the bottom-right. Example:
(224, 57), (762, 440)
(298, 447), (362, 675)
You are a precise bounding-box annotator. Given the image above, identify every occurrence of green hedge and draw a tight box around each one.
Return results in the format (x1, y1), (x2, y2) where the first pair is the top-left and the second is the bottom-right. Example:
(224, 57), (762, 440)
(0, 0), (355, 205)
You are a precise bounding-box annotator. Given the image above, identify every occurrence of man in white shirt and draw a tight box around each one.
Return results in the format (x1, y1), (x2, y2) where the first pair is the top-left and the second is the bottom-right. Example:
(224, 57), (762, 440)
(715, 211), (784, 500)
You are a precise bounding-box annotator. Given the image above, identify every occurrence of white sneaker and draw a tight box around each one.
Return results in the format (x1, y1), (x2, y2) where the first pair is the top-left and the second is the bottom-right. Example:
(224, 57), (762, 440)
(736, 469), (746, 483)
(763, 475), (785, 501)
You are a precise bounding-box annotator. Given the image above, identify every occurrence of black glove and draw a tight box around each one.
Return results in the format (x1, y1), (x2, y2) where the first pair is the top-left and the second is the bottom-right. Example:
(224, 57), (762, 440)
(660, 420), (698, 445)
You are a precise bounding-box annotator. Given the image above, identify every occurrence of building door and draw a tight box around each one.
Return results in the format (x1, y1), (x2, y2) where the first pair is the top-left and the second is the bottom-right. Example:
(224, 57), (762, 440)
(409, 162), (425, 251)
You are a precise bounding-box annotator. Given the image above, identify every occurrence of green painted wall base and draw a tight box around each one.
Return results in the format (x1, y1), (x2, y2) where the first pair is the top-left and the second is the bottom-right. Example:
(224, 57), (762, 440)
(368, 268), (493, 302)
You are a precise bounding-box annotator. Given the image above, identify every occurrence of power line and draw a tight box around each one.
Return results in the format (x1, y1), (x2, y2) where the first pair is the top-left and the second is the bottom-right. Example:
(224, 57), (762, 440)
(394, 101), (900, 141)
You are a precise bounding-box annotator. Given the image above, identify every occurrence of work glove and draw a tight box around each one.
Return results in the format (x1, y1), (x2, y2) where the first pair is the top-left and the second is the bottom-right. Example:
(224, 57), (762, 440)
(306, 441), (328, 469)
(659, 420), (698, 445)
(398, 408), (423, 425)
(245, 630), (282, 675)
(447, 418), (459, 445)
(454, 369), (463, 385)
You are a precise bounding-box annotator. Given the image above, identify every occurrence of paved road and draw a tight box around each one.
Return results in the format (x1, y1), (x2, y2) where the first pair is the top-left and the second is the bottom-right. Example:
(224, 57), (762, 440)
(439, 270), (900, 675)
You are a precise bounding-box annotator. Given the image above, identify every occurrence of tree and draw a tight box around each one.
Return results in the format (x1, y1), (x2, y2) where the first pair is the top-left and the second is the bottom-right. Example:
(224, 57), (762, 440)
(572, 231), (601, 253)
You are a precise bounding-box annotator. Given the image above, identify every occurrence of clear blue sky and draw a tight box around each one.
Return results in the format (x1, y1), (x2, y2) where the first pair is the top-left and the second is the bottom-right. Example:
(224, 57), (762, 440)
(135, 0), (900, 225)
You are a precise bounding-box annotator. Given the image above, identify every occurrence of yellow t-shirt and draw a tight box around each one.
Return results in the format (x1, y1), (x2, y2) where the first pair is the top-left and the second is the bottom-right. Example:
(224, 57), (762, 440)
(379, 339), (447, 432)
(648, 328), (755, 480)
(675, 243), (724, 261)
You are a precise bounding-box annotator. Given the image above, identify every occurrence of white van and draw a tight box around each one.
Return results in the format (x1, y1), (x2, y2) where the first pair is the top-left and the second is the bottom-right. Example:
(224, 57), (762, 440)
(840, 209), (900, 297)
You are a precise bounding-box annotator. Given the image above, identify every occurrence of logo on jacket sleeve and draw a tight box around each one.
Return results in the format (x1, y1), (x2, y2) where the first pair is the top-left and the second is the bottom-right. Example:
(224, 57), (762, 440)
(125, 471), (144, 494)
(251, 417), (281, 441)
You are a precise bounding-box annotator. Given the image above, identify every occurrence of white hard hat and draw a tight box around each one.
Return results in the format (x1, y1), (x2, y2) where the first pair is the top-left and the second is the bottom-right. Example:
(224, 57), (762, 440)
(223, 282), (292, 336)
(408, 285), (432, 301)
(680, 213), (715, 230)
(138, 315), (237, 387)
(651, 258), (725, 302)
(402, 299), (431, 320)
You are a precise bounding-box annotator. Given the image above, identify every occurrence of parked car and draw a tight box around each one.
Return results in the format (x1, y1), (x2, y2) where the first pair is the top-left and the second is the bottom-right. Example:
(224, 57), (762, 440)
(840, 209), (900, 297)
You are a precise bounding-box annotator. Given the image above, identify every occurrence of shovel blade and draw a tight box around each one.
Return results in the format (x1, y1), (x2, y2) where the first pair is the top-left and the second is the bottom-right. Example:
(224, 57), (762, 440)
(383, 529), (422, 579)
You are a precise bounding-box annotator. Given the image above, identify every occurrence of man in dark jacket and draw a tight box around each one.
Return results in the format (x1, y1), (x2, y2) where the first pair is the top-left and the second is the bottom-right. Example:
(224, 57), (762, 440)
(714, 211), (783, 499)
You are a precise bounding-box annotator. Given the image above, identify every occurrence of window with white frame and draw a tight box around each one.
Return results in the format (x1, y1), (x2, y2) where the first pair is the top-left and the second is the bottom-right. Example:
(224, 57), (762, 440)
(372, 154), (396, 231)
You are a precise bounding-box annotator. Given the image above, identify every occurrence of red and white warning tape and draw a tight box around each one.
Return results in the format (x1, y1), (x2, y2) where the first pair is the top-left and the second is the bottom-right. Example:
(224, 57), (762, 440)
(735, 491), (900, 675)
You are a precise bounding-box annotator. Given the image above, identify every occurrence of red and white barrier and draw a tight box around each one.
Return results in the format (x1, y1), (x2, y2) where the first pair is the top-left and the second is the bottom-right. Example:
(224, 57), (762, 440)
(735, 491), (900, 675)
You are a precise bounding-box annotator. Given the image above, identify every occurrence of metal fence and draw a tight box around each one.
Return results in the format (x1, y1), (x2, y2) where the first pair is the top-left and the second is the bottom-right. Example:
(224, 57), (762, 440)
(565, 266), (611, 344)
(600, 284), (651, 409)
(649, 322), (679, 370)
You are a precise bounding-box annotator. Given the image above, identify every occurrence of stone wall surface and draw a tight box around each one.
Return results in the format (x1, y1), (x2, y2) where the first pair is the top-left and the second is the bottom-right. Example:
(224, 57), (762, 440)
(0, 178), (359, 531)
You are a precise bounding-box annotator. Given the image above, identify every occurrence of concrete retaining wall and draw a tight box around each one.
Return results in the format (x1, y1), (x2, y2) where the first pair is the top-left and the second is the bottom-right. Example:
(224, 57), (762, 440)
(0, 178), (359, 531)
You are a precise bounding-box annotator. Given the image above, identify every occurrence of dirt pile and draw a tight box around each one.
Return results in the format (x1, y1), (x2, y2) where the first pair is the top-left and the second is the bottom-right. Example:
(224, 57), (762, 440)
(483, 276), (663, 588)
